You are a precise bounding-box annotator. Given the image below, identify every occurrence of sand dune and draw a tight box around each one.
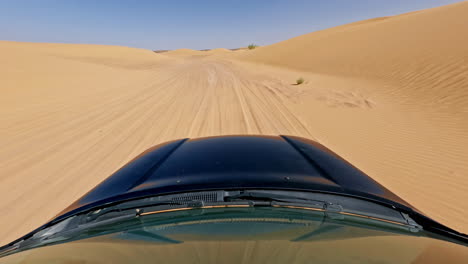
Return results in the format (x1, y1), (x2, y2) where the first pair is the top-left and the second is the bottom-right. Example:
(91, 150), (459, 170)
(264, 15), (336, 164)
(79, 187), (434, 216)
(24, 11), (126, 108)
(164, 47), (233, 57)
(237, 2), (468, 112)
(0, 1), (467, 247)
(204, 48), (232, 54)
(164, 48), (206, 56)
(235, 1), (468, 232)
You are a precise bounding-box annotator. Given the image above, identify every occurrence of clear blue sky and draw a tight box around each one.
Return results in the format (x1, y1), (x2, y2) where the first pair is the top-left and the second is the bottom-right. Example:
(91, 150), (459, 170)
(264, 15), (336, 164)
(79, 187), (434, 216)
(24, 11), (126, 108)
(0, 0), (462, 50)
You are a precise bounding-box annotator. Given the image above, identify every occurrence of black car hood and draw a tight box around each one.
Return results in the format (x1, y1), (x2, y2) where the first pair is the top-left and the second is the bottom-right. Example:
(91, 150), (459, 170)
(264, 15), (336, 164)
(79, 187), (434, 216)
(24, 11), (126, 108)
(59, 135), (416, 219)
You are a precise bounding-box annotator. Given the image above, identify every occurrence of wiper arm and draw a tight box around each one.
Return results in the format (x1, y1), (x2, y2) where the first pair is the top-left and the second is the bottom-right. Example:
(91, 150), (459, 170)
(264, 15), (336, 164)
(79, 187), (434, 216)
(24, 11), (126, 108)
(224, 190), (424, 228)
(225, 190), (328, 208)
(88, 190), (328, 222)
(224, 190), (348, 222)
(84, 200), (191, 223)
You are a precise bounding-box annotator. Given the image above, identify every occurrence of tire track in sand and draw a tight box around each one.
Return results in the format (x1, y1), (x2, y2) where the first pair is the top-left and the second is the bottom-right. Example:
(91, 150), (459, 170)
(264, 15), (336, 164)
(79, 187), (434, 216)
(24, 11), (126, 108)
(0, 56), (315, 245)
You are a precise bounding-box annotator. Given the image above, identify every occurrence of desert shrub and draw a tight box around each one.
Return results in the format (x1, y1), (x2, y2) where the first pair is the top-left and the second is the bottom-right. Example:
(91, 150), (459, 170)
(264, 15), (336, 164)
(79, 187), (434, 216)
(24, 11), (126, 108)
(248, 44), (258, 50)
(296, 77), (304, 85)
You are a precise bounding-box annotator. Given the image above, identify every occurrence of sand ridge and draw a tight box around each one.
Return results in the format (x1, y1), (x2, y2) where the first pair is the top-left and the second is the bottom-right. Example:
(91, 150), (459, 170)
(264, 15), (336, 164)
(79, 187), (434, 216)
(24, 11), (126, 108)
(0, 1), (467, 248)
(164, 47), (233, 57)
(236, 1), (468, 113)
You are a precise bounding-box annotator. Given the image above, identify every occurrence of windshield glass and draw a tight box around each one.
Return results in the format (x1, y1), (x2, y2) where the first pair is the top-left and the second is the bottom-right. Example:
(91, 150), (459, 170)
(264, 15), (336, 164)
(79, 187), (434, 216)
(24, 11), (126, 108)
(1, 206), (466, 263)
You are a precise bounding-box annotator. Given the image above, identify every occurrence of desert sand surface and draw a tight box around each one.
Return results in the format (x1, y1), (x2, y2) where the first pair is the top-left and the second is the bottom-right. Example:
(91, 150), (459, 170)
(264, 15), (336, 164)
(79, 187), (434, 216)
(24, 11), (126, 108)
(0, 1), (467, 247)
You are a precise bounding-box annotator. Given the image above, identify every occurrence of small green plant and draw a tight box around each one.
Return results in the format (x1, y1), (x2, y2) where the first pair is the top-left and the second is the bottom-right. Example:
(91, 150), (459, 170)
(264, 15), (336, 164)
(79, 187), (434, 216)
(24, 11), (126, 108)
(248, 44), (258, 50)
(296, 77), (304, 85)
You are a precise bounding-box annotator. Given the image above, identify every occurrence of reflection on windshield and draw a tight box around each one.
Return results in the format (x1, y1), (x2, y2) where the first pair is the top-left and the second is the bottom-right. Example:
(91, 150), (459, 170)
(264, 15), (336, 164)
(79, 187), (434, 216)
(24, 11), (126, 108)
(1, 207), (467, 264)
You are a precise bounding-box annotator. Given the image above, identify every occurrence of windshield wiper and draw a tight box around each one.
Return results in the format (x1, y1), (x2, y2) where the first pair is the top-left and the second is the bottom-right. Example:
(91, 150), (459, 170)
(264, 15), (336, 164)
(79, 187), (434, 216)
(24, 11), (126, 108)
(224, 190), (423, 226)
(76, 189), (415, 229)
(225, 190), (327, 206)
(228, 190), (466, 245)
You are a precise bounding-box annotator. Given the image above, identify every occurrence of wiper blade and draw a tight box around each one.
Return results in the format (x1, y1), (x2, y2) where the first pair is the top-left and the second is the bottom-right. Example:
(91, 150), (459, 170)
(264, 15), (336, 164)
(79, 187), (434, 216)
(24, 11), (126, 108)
(84, 200), (191, 222)
(11, 199), (204, 251)
(225, 190), (327, 207)
(224, 190), (423, 228)
(224, 190), (348, 221)
(86, 189), (414, 229)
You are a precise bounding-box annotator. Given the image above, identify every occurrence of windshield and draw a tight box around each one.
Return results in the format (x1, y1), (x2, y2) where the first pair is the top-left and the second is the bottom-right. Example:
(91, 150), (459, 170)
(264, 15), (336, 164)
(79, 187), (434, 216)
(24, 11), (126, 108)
(1, 206), (467, 263)
(1, 190), (466, 263)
